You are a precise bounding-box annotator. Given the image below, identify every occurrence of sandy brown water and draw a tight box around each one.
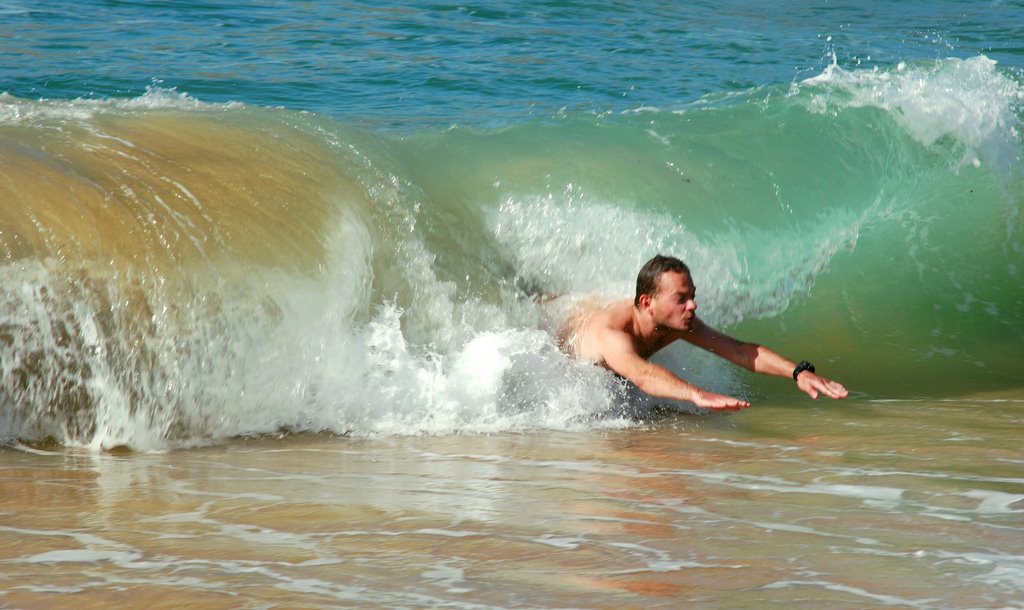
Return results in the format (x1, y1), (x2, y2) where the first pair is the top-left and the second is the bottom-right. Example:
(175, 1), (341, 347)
(1, 394), (1022, 609)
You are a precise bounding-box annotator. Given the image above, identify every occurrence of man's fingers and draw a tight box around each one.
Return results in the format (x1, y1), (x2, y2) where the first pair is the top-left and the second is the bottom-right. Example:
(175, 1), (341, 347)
(806, 378), (849, 400)
(722, 400), (750, 411)
(700, 397), (750, 411)
(818, 380), (848, 399)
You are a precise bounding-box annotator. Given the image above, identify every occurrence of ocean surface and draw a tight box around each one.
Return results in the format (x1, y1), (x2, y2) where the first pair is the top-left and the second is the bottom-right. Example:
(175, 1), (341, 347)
(1, 1), (1022, 608)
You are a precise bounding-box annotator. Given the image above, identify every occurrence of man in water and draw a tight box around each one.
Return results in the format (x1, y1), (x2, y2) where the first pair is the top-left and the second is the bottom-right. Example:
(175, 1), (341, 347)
(558, 254), (848, 411)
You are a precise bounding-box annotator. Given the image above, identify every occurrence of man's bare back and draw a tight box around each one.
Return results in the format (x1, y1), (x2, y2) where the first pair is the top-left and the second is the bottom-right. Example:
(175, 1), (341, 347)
(556, 255), (848, 411)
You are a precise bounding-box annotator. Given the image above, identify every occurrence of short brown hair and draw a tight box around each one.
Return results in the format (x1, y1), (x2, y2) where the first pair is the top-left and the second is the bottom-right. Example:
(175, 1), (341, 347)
(634, 255), (690, 307)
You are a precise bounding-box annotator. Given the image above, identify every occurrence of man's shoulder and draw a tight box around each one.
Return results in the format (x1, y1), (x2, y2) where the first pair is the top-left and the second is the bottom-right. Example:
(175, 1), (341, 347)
(566, 299), (635, 363)
(593, 299), (634, 327)
(596, 304), (645, 351)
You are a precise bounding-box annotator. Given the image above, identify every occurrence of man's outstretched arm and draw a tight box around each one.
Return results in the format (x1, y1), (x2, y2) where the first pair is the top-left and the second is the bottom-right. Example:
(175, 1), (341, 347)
(682, 317), (848, 400)
(596, 328), (751, 411)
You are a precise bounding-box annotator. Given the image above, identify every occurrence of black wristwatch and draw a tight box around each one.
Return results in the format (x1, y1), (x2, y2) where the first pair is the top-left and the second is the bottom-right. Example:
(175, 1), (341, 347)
(792, 360), (815, 381)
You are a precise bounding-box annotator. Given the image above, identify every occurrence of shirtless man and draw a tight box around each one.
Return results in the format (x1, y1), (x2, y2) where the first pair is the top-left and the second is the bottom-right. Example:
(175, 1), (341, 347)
(558, 254), (848, 411)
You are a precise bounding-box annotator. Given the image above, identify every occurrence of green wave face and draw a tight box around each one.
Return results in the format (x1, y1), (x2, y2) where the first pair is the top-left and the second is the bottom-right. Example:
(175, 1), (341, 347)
(390, 56), (1024, 398)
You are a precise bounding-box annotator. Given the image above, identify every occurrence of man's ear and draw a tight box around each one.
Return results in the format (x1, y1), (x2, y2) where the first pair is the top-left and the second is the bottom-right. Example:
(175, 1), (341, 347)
(637, 293), (653, 311)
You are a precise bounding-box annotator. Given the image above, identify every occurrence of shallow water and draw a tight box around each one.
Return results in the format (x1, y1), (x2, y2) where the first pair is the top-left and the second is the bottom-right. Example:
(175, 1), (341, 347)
(3, 393), (1021, 609)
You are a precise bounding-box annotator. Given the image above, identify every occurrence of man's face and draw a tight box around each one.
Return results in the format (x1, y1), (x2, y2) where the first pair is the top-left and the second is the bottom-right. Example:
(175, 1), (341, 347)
(651, 271), (697, 331)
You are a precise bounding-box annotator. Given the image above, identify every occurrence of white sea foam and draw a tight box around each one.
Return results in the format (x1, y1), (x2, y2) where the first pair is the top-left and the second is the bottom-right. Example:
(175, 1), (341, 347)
(802, 55), (1023, 172)
(760, 578), (939, 608)
(23, 549), (144, 564)
(676, 470), (907, 508)
(963, 489), (1024, 514)
(0, 87), (233, 126)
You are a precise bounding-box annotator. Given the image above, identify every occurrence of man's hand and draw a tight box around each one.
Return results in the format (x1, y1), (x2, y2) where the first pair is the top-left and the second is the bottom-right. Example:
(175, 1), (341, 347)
(797, 372), (848, 400)
(690, 389), (751, 411)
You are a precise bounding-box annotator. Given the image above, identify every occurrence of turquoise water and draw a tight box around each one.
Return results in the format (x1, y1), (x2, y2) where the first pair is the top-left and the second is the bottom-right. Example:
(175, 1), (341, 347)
(0, 1), (1022, 442)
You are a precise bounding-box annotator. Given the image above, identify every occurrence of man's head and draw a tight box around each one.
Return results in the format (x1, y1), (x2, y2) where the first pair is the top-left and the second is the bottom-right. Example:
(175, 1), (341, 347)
(634, 255), (698, 331)
(634, 255), (691, 307)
